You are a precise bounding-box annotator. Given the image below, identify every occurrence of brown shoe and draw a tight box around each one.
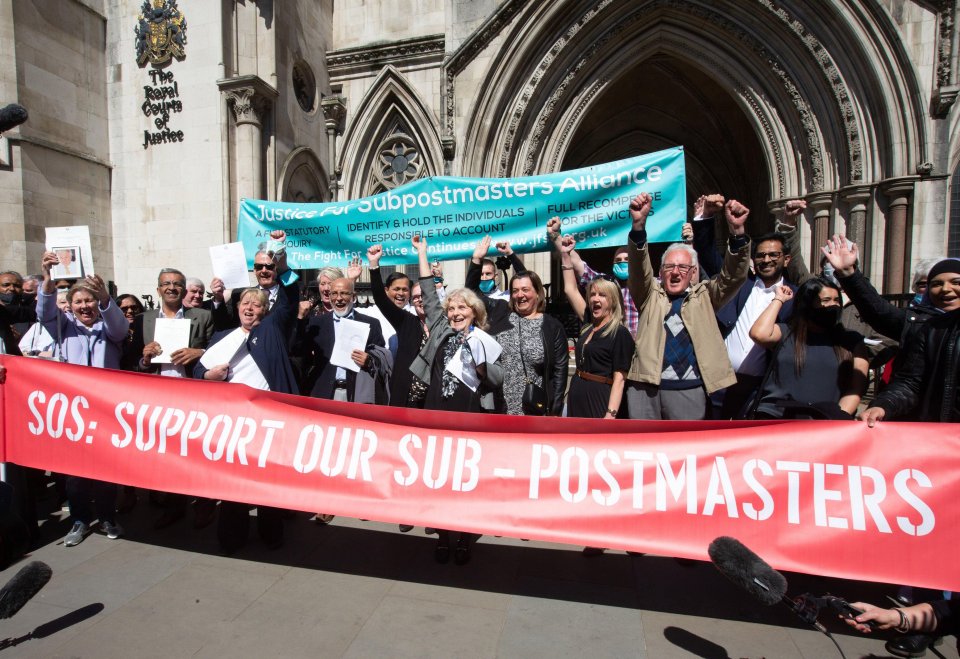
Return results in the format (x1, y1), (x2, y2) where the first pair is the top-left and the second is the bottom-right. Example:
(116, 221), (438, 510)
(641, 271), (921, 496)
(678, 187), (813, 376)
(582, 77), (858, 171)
(314, 514), (335, 525)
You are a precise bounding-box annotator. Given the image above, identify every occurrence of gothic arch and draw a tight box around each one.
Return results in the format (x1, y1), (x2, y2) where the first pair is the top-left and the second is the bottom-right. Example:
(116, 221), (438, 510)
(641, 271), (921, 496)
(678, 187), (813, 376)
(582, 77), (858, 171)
(339, 65), (443, 199)
(278, 146), (329, 203)
(457, 0), (925, 197)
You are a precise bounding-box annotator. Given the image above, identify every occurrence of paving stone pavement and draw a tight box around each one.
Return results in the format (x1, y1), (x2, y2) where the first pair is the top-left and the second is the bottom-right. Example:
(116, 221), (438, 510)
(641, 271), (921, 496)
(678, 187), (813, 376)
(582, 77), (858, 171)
(0, 502), (955, 658)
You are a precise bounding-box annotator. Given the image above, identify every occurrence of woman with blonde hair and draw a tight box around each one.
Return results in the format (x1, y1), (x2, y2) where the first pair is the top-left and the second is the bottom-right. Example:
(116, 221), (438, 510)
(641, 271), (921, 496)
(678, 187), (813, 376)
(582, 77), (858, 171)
(409, 236), (502, 563)
(556, 232), (634, 418)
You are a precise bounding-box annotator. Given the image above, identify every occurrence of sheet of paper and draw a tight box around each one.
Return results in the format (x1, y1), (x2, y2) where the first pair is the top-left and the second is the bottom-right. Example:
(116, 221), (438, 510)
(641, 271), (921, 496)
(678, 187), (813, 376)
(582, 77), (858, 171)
(200, 327), (248, 368)
(46, 226), (94, 277)
(445, 346), (480, 391)
(466, 327), (502, 365)
(151, 318), (192, 364)
(443, 328), (501, 392)
(330, 317), (370, 373)
(210, 242), (252, 290)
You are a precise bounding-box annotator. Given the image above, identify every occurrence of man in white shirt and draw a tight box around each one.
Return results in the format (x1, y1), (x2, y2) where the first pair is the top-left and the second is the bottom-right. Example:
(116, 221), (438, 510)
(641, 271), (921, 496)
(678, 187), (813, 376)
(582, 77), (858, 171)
(133, 268), (215, 529)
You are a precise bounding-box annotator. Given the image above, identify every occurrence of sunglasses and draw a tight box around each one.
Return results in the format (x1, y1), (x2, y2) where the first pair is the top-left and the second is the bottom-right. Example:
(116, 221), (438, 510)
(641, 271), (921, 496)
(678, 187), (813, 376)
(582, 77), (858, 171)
(253, 263), (276, 271)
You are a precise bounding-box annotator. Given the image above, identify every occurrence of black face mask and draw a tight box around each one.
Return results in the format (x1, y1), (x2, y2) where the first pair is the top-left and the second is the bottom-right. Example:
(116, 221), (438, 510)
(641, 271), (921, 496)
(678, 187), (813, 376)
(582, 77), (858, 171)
(809, 306), (841, 328)
(0, 292), (18, 305)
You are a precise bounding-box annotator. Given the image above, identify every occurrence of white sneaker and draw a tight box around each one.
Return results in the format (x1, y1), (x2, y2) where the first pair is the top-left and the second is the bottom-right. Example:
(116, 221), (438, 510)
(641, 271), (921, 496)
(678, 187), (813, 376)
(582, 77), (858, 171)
(64, 521), (89, 547)
(101, 521), (123, 540)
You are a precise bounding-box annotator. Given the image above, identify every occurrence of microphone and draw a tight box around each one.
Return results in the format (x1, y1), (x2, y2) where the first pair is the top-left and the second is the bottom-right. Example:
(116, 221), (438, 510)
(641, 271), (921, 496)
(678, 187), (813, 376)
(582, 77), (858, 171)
(709, 536), (875, 652)
(708, 536), (787, 606)
(0, 104), (28, 133)
(0, 561), (52, 619)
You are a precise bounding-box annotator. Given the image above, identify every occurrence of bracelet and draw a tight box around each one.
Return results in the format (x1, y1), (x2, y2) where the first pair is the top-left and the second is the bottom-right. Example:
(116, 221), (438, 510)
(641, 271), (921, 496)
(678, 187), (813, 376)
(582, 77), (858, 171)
(561, 265), (574, 271)
(606, 408), (618, 418)
(772, 298), (784, 304)
(894, 608), (910, 634)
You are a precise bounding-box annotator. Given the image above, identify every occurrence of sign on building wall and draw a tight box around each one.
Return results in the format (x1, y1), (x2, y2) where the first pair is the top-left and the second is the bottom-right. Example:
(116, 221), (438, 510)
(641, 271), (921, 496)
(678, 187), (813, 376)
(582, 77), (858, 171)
(238, 147), (688, 269)
(135, 0), (187, 149)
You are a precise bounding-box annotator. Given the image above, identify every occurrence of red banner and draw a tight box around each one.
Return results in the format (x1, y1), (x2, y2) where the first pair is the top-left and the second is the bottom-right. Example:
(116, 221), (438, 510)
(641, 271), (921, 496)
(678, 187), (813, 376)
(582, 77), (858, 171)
(2, 354), (958, 590)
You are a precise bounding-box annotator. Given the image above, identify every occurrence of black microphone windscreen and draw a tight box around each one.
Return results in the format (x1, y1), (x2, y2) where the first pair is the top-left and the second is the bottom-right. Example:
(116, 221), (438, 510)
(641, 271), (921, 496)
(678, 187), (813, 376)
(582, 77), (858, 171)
(0, 561), (52, 619)
(708, 536), (786, 606)
(0, 104), (28, 133)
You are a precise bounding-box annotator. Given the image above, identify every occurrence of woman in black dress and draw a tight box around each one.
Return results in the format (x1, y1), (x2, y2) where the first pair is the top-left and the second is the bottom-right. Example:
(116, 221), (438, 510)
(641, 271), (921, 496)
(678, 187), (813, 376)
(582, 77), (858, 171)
(749, 277), (869, 418)
(556, 234), (633, 418)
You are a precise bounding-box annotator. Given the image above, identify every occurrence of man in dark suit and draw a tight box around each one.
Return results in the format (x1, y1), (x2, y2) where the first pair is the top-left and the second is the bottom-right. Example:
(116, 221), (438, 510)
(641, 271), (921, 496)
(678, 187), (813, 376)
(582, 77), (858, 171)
(134, 269), (214, 376)
(302, 278), (389, 404)
(132, 268), (215, 528)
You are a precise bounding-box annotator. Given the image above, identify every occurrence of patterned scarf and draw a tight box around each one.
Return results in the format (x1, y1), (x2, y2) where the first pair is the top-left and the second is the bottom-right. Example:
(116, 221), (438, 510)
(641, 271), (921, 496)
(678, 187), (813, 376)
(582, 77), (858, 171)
(440, 331), (470, 399)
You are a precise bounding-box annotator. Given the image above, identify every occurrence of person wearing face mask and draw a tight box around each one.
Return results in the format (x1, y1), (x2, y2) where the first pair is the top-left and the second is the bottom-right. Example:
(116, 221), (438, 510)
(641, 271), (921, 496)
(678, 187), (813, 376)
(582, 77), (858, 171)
(475, 240), (526, 303)
(0, 270), (35, 355)
(748, 278), (869, 419)
(624, 193), (752, 420)
(37, 251), (129, 547)
(547, 218), (637, 338)
(18, 290), (67, 359)
(465, 236), (529, 334)
(366, 244), (430, 409)
(411, 234), (503, 564)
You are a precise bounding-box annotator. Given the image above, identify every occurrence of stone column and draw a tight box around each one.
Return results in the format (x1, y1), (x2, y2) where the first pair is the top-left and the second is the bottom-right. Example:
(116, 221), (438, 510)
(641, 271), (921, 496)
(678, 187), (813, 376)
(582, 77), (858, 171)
(217, 76), (278, 234)
(806, 192), (833, 269)
(880, 176), (919, 294)
(840, 184), (872, 273)
(320, 95), (347, 201)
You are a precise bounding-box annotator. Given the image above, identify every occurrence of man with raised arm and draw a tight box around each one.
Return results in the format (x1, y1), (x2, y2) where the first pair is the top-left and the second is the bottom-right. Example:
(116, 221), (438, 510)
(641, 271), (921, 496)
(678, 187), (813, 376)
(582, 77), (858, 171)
(626, 192), (751, 420)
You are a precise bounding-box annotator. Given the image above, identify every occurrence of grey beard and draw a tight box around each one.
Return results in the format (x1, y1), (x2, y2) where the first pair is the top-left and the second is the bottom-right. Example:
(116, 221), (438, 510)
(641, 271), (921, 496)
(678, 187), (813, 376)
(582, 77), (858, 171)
(333, 305), (353, 318)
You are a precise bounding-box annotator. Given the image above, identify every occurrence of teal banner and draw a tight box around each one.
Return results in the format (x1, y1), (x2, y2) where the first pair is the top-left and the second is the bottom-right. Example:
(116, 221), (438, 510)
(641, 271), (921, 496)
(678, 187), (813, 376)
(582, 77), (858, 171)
(238, 147), (686, 268)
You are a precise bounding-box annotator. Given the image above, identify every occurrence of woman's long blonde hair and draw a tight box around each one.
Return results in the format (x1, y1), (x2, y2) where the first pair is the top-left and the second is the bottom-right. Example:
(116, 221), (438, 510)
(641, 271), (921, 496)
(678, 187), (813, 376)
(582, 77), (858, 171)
(581, 278), (625, 338)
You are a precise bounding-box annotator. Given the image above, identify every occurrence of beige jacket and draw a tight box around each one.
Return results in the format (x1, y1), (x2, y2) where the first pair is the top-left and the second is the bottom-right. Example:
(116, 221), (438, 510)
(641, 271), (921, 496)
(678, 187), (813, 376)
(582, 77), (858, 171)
(627, 237), (751, 393)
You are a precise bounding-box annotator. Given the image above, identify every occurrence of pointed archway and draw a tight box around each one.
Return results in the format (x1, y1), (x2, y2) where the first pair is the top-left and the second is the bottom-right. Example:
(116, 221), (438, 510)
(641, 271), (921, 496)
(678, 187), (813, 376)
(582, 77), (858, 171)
(338, 65), (443, 199)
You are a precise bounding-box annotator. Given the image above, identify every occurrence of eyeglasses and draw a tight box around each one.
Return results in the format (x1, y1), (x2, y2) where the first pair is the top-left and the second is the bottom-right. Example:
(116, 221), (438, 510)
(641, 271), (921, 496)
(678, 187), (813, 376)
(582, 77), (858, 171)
(411, 294), (423, 301)
(120, 305), (140, 313)
(158, 280), (185, 289)
(661, 263), (694, 274)
(329, 291), (353, 298)
(754, 251), (783, 261)
(915, 280), (928, 289)
(253, 263), (276, 271)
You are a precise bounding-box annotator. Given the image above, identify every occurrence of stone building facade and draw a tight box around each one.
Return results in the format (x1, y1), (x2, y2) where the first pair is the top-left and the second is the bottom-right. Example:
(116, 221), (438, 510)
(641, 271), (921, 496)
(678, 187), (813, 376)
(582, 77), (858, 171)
(1, 0), (957, 297)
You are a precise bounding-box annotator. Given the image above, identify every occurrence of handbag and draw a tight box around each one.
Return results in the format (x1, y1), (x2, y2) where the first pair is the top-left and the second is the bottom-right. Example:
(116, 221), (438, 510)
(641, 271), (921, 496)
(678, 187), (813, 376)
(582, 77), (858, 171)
(518, 320), (548, 415)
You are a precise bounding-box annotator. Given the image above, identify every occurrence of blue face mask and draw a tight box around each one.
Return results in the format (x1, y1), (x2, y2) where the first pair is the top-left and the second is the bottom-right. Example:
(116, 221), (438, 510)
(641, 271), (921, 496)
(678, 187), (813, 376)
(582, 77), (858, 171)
(612, 262), (629, 281)
(913, 293), (924, 305)
(479, 279), (496, 294)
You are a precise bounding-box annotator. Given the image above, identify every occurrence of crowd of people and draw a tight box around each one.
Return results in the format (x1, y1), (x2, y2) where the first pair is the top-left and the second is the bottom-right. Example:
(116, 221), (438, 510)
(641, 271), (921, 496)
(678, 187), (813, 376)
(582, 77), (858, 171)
(0, 192), (957, 654)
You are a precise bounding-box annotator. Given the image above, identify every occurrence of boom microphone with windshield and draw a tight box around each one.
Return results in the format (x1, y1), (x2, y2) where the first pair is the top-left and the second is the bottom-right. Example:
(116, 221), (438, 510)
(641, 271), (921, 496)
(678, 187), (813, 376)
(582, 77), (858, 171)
(708, 536), (873, 659)
(0, 561), (51, 619)
(0, 104), (28, 133)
